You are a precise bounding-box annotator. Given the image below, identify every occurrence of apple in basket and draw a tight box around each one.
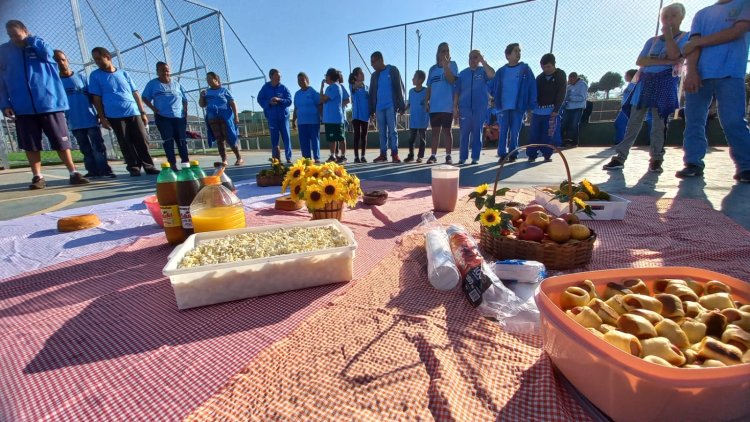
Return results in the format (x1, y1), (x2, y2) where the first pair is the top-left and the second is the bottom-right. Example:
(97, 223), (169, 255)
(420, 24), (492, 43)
(522, 204), (547, 218)
(525, 211), (550, 231)
(518, 224), (545, 242)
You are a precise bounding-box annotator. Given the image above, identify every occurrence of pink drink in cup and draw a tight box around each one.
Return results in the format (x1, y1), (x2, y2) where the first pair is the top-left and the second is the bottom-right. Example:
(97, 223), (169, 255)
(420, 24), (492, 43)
(431, 165), (459, 212)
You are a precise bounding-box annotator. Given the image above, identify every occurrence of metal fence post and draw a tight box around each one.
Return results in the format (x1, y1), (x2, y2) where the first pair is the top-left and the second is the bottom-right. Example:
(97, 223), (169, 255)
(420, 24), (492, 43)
(470, 12), (474, 51)
(70, 0), (90, 76)
(155, 0), (171, 64)
(550, 0), (559, 53)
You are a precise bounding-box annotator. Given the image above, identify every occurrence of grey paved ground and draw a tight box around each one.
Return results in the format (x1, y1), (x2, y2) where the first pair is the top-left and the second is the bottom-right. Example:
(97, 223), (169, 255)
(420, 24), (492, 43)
(1, 146), (748, 230)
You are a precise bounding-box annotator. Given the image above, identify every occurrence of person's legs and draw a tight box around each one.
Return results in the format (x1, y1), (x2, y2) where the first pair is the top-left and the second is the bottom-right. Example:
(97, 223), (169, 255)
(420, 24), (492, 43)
(108, 117), (140, 173)
(541, 114), (562, 160)
(497, 111), (511, 157)
(72, 128), (97, 175)
(560, 109), (573, 141)
(567, 108), (583, 144)
(682, 80), (714, 169)
(125, 116), (156, 171)
(714, 77), (750, 175)
(269, 124), (280, 160)
(429, 122), (441, 157)
(25, 151), (42, 175)
(155, 114), (177, 169)
(417, 129), (427, 159)
(385, 107), (398, 157)
(375, 109), (388, 158)
(613, 106), (649, 162)
(311, 123), (321, 161)
(298, 124), (312, 158)
(458, 108), (472, 162)
(87, 127), (113, 175)
(648, 108), (666, 162)
(507, 110), (524, 159)
(470, 108), (485, 162)
(280, 117), (292, 162)
(174, 117), (190, 164)
(357, 120), (368, 157)
(352, 119), (361, 158)
(208, 119), (227, 163)
(443, 122), (453, 157)
(526, 114), (547, 160)
(407, 128), (418, 157)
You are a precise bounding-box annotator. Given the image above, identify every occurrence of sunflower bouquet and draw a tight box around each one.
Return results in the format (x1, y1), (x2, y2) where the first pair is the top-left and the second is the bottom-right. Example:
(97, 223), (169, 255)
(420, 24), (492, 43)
(469, 184), (516, 237)
(281, 159), (362, 212)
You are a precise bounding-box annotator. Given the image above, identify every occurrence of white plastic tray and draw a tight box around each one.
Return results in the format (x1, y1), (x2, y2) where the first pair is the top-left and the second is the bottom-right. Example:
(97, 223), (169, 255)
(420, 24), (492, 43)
(533, 186), (630, 220)
(163, 219), (357, 309)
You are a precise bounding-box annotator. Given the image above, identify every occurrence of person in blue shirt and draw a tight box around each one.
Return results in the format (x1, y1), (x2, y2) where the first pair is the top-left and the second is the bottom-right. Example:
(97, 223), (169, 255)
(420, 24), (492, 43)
(404, 70), (430, 162)
(142, 62), (190, 170)
(603, 3), (689, 174)
(677, 0), (750, 182)
(53, 49), (114, 179)
(320, 68), (350, 163)
(89, 46), (158, 177)
(292, 72), (322, 162)
(454, 49), (495, 165)
(257, 69), (293, 163)
(425, 42), (458, 164)
(613, 69), (638, 144)
(369, 51), (406, 163)
(199, 71), (241, 166)
(489, 43), (537, 163)
(348, 67), (369, 163)
(560, 72), (588, 147)
(0, 20), (89, 189)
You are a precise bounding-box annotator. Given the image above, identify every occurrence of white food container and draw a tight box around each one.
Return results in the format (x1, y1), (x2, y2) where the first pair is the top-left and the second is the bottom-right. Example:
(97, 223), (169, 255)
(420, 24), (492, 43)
(163, 219), (357, 309)
(533, 186), (630, 220)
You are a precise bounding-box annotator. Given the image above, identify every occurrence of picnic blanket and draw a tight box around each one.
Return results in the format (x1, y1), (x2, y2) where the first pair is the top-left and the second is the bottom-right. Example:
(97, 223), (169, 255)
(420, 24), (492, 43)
(186, 190), (750, 421)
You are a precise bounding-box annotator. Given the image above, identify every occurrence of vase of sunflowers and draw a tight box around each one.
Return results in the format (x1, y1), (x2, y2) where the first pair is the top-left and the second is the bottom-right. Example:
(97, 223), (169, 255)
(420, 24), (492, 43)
(256, 158), (289, 187)
(281, 159), (362, 222)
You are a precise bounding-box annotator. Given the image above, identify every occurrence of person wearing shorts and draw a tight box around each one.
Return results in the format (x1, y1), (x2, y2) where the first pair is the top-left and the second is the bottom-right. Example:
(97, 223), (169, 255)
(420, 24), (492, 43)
(425, 42), (458, 164)
(321, 68), (350, 162)
(0, 20), (89, 189)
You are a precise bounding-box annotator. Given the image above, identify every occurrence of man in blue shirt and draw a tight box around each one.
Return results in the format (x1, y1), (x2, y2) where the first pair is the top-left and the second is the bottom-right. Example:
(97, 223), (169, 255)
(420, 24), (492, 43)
(142, 62), (190, 170)
(257, 69), (293, 163)
(88, 46), (157, 177)
(53, 49), (114, 179)
(455, 49), (495, 164)
(677, 0), (750, 182)
(369, 51), (406, 163)
(0, 20), (89, 189)
(560, 72), (588, 147)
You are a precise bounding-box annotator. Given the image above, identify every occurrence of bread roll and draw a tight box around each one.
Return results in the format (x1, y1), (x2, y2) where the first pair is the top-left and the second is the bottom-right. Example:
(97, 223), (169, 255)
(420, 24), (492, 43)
(629, 309), (664, 325)
(721, 309), (750, 332)
(57, 214), (101, 232)
(641, 337), (686, 366)
(653, 278), (686, 294)
(696, 337), (743, 366)
(699, 292), (736, 311)
(705, 280), (731, 295)
(617, 314), (657, 339)
(623, 294), (663, 313)
(656, 293), (684, 321)
(697, 310), (728, 338)
(665, 284), (699, 302)
(721, 325), (750, 352)
(568, 306), (603, 329)
(655, 319), (690, 349)
(603, 282), (632, 300)
(680, 318), (707, 344)
(603, 330), (642, 356)
(576, 279), (598, 300)
(684, 278), (704, 297)
(683, 301), (707, 318)
(587, 298), (619, 325)
(605, 295), (628, 315)
(622, 278), (649, 295)
(560, 286), (590, 310)
(643, 355), (673, 367)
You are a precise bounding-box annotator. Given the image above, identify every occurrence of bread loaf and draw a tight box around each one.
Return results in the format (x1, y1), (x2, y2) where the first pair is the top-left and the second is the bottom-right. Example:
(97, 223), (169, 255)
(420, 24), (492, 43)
(57, 214), (101, 232)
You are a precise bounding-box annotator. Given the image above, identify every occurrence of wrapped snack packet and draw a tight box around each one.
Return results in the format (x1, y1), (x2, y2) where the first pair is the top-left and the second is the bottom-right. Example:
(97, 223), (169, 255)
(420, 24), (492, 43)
(493, 260), (546, 284)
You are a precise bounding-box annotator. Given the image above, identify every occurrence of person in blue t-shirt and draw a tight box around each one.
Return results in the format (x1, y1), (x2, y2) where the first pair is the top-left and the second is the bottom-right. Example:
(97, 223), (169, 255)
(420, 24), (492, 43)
(614, 69), (638, 144)
(200, 71), (242, 166)
(404, 70), (430, 162)
(560, 72), (589, 147)
(603, 3), (689, 174)
(677, 0), (750, 182)
(0, 20), (89, 189)
(142, 62), (190, 170)
(348, 67), (369, 162)
(488, 43), (537, 163)
(425, 42), (458, 164)
(257, 69), (293, 163)
(292, 72), (322, 162)
(320, 68), (350, 163)
(89, 46), (158, 177)
(53, 49), (114, 179)
(454, 49), (495, 165)
(369, 51), (406, 163)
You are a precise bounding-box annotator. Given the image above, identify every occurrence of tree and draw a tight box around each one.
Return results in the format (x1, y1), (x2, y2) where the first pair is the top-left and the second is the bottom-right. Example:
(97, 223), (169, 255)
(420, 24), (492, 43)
(588, 81), (601, 94)
(598, 71), (624, 99)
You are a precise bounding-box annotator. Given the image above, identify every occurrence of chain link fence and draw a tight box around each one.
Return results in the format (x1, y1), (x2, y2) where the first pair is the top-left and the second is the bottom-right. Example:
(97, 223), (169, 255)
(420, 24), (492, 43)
(349, 0), (741, 128)
(0, 0), (265, 167)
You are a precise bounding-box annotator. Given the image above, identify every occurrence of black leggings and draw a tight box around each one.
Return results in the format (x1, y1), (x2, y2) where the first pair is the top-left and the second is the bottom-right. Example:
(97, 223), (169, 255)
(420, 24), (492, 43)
(352, 119), (368, 156)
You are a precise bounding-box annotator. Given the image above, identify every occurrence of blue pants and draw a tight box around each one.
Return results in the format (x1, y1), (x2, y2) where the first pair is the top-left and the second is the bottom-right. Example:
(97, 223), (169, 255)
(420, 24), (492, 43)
(72, 127), (112, 176)
(376, 107), (398, 156)
(560, 108), (583, 144)
(684, 77), (750, 172)
(527, 113), (561, 159)
(269, 116), (292, 161)
(497, 109), (524, 157)
(154, 114), (189, 169)
(458, 108), (485, 161)
(298, 123), (320, 160)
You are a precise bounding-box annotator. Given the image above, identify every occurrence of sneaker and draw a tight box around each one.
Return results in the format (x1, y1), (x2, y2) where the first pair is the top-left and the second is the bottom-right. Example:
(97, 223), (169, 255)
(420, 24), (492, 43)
(507, 155), (517, 163)
(527, 156), (537, 163)
(675, 164), (704, 178)
(103, 173), (117, 179)
(403, 154), (415, 163)
(648, 159), (664, 174)
(602, 158), (624, 170)
(327, 155), (337, 163)
(337, 156), (347, 163)
(354, 157), (361, 163)
(314, 159), (321, 164)
(457, 159), (466, 165)
(144, 167), (160, 175)
(736, 170), (750, 183)
(235, 158), (244, 166)
(129, 169), (142, 177)
(83, 172), (96, 178)
(426, 155), (437, 164)
(29, 176), (46, 190)
(391, 154), (401, 163)
(360, 156), (367, 163)
(445, 155), (453, 164)
(373, 154), (388, 163)
(543, 157), (553, 163)
(69, 172), (90, 185)
(471, 159), (479, 165)
(416, 156), (423, 163)
(286, 159), (292, 164)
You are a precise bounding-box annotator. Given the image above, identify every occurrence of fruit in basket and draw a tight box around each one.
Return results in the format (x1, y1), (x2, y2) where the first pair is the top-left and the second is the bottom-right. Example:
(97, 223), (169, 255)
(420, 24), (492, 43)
(526, 211), (550, 230)
(505, 206), (522, 221)
(547, 218), (572, 243)
(560, 212), (580, 225)
(518, 224), (545, 242)
(522, 204), (547, 218)
(570, 224), (592, 241)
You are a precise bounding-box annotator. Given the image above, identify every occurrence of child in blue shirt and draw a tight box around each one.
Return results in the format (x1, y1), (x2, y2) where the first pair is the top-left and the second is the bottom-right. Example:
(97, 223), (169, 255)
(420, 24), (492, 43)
(320, 68), (350, 163)
(404, 70), (429, 162)
(199, 72), (242, 166)
(348, 67), (369, 163)
(426, 42), (458, 164)
(455, 49), (495, 164)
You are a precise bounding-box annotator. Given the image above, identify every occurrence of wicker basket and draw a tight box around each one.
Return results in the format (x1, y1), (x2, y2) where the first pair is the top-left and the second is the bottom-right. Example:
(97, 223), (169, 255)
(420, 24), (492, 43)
(256, 174), (284, 187)
(311, 200), (344, 221)
(479, 143), (596, 270)
(362, 190), (388, 206)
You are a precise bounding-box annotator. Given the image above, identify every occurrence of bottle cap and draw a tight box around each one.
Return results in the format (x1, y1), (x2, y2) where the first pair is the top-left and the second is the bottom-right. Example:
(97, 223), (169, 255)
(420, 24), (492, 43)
(203, 175), (221, 185)
(161, 162), (171, 168)
(190, 160), (200, 166)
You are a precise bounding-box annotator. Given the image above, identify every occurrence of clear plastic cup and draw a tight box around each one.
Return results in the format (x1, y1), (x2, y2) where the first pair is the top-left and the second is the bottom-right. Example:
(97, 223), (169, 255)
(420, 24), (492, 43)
(431, 165), (460, 212)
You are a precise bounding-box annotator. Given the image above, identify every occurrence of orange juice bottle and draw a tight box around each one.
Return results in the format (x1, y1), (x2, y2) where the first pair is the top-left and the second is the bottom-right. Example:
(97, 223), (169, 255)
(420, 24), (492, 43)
(189, 175), (246, 233)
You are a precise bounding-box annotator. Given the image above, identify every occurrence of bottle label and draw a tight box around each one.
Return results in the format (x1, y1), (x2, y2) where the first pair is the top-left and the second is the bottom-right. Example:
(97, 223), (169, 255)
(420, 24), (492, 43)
(179, 206), (194, 229)
(160, 205), (181, 228)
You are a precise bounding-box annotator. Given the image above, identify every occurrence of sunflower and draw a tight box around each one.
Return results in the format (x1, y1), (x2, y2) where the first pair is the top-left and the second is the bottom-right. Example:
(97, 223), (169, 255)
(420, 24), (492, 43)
(304, 183), (327, 210)
(306, 164), (323, 180)
(573, 196), (587, 210)
(480, 208), (501, 227)
(474, 183), (489, 197)
(288, 162), (306, 181)
(319, 177), (343, 203)
(290, 181), (305, 200)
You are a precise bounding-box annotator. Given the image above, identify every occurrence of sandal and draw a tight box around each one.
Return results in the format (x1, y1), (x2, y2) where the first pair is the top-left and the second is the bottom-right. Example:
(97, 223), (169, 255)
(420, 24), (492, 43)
(234, 158), (244, 166)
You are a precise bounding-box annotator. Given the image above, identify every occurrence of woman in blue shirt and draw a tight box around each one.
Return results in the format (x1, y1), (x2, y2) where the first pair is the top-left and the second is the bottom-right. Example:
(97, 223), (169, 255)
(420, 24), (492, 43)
(292, 72), (322, 162)
(348, 67), (370, 163)
(425, 42), (458, 164)
(199, 72), (242, 166)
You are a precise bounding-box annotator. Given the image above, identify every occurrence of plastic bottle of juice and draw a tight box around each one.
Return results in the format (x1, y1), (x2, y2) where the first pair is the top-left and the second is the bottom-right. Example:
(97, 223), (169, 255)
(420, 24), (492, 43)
(190, 174), (246, 233)
(190, 160), (207, 188)
(176, 163), (201, 238)
(213, 162), (236, 193)
(156, 162), (185, 245)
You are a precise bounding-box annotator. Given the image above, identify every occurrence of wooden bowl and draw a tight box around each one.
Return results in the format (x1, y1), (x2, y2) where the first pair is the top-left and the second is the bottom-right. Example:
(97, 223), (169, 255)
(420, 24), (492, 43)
(363, 190), (388, 206)
(275, 195), (303, 211)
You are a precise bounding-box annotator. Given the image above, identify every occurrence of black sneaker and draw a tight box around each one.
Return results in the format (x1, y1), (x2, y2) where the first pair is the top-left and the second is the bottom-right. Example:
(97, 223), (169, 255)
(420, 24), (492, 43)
(360, 156), (367, 163)
(471, 159), (479, 165)
(445, 155), (453, 164)
(354, 157), (361, 163)
(144, 167), (160, 175)
(29, 176), (46, 190)
(648, 159), (664, 174)
(675, 164), (704, 179)
(129, 169), (142, 177)
(69, 172), (90, 185)
(426, 155), (437, 164)
(507, 155), (517, 163)
(457, 159), (466, 165)
(337, 156), (347, 163)
(602, 157), (624, 170)
(403, 154), (414, 163)
(416, 156), (423, 163)
(527, 156), (537, 163)
(736, 170), (750, 183)
(543, 157), (553, 163)
(327, 155), (336, 163)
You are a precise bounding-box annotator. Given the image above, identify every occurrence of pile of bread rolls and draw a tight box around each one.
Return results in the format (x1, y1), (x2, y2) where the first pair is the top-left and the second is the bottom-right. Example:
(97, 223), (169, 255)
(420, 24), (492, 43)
(560, 278), (749, 368)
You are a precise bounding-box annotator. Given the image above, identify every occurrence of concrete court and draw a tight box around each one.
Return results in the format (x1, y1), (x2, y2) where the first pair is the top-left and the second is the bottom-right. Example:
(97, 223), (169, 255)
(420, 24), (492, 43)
(0, 146), (748, 230)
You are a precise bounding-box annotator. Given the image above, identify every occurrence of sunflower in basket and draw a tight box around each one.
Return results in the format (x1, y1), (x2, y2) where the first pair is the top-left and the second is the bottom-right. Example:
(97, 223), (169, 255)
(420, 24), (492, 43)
(468, 184), (516, 237)
(258, 158), (290, 177)
(282, 159), (361, 212)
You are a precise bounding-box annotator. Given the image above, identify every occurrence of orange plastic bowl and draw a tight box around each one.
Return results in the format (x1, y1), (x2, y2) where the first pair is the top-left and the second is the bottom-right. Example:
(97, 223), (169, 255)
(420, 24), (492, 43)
(536, 267), (750, 422)
(143, 195), (164, 228)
